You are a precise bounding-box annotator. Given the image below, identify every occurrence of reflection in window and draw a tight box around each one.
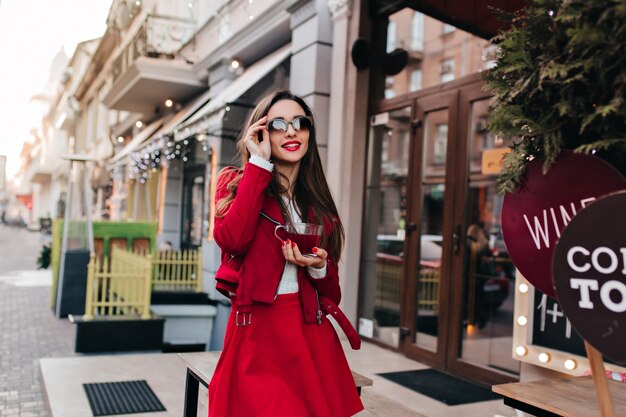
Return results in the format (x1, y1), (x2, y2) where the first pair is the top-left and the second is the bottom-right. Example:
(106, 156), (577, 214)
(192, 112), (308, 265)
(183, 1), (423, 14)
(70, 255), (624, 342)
(385, 76), (396, 99)
(410, 69), (422, 92)
(359, 107), (412, 348)
(440, 59), (455, 83)
(443, 23), (456, 34)
(411, 12), (424, 51)
(387, 20), (397, 52)
(482, 44), (499, 70)
(380, 8), (489, 97)
(434, 125), (448, 164)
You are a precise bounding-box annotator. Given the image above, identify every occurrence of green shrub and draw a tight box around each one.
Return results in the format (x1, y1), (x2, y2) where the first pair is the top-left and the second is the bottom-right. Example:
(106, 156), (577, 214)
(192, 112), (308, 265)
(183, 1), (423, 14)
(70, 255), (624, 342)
(484, 0), (626, 193)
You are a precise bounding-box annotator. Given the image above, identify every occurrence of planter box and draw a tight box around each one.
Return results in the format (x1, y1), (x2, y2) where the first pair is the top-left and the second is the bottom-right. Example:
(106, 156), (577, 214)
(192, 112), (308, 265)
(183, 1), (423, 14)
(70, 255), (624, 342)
(150, 304), (217, 350)
(70, 314), (164, 353)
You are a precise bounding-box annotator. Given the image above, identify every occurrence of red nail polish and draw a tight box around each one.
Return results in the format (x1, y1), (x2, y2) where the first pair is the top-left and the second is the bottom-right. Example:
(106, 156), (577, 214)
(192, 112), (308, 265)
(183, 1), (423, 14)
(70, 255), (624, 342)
(291, 242), (295, 248)
(312, 247), (318, 253)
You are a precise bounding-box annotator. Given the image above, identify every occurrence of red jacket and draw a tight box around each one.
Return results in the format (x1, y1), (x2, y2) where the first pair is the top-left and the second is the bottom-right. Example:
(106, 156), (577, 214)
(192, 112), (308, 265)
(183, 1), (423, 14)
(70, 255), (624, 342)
(213, 162), (341, 325)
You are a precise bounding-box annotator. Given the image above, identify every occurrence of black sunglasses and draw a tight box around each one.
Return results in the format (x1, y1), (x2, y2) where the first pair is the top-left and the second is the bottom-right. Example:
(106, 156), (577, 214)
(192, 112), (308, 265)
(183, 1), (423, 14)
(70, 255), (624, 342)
(266, 116), (313, 133)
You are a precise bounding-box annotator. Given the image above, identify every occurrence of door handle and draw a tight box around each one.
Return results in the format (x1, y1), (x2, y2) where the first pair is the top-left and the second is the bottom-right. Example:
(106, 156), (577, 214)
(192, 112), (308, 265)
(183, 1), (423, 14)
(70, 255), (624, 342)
(405, 222), (417, 234)
(453, 224), (462, 255)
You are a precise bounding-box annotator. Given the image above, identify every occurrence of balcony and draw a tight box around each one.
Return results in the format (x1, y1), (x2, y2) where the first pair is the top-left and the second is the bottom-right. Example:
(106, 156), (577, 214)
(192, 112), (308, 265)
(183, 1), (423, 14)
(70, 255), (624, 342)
(104, 15), (203, 114)
(27, 152), (53, 184)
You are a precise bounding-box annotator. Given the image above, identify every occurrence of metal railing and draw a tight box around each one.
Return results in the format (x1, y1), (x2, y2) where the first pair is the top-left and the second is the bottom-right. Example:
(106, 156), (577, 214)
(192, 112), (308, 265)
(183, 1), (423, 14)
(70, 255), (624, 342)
(84, 249), (152, 320)
(375, 255), (440, 314)
(417, 268), (439, 313)
(112, 14), (196, 81)
(152, 249), (203, 292)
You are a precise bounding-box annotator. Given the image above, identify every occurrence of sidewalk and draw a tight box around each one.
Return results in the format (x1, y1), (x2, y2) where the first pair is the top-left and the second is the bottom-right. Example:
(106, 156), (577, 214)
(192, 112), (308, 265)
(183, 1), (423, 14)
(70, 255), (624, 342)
(0, 249), (76, 416)
(0, 227), (519, 417)
(0, 225), (73, 416)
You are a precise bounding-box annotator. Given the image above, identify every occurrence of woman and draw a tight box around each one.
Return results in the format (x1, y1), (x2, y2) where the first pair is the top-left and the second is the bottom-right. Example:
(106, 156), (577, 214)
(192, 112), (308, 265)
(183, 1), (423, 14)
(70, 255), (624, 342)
(209, 89), (363, 417)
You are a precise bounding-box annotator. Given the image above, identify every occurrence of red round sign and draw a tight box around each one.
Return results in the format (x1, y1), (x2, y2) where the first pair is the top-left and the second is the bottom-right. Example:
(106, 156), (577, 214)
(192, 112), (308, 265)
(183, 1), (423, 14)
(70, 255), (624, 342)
(553, 191), (626, 362)
(502, 152), (626, 298)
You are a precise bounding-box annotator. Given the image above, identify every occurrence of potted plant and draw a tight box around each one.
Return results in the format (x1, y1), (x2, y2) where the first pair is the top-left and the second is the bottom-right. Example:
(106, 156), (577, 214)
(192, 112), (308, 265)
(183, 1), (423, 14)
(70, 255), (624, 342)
(484, 0), (626, 193)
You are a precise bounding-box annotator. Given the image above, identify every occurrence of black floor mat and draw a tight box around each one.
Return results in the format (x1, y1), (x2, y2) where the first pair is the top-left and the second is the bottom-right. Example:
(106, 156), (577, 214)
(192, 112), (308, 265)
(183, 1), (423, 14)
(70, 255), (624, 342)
(377, 369), (500, 406)
(83, 380), (166, 416)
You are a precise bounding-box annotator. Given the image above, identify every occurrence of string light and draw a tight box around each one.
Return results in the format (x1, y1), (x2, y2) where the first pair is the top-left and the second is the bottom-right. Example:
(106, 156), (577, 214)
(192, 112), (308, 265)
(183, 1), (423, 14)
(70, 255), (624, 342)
(136, 120), (143, 128)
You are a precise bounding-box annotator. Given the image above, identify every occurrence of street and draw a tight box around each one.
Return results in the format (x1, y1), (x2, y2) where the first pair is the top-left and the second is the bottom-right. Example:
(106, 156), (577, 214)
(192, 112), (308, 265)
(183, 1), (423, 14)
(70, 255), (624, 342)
(0, 224), (75, 417)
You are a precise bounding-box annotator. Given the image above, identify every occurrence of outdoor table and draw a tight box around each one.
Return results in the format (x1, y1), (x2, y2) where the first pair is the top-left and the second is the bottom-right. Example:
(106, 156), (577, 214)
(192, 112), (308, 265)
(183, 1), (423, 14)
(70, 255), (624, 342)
(179, 351), (373, 417)
(492, 375), (626, 417)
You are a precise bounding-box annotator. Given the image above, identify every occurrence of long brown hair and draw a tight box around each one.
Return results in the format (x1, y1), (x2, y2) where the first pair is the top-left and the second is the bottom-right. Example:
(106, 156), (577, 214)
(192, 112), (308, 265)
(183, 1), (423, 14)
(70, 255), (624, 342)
(216, 89), (345, 262)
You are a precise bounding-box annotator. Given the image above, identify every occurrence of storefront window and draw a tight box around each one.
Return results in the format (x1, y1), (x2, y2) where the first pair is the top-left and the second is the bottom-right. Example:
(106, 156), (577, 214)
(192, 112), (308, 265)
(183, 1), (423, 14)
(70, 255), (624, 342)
(181, 138), (209, 249)
(460, 98), (519, 375)
(359, 107), (411, 347)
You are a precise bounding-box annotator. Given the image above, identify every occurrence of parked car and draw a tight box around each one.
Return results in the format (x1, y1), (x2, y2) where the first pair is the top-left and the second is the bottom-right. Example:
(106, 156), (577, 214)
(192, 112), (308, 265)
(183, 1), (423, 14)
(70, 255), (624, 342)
(376, 233), (442, 264)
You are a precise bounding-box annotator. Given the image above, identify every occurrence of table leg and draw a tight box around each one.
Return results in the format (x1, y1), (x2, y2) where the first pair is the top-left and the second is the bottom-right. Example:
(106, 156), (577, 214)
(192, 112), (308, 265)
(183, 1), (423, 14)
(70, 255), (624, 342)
(184, 369), (200, 417)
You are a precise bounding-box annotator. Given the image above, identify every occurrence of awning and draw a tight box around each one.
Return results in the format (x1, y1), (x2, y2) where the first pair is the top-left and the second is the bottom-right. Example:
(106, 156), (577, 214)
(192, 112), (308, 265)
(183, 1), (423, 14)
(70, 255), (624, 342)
(154, 87), (214, 138)
(108, 118), (164, 167)
(177, 43), (292, 139)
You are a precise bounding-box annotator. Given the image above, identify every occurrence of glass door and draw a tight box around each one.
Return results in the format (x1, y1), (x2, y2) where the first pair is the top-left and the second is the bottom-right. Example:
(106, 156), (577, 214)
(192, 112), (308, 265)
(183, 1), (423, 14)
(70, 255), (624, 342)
(401, 91), (457, 367)
(445, 83), (519, 385)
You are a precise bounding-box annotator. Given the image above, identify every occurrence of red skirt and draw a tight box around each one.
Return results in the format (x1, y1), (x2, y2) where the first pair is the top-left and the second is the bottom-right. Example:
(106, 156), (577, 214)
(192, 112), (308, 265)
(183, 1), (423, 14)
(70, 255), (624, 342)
(208, 293), (364, 417)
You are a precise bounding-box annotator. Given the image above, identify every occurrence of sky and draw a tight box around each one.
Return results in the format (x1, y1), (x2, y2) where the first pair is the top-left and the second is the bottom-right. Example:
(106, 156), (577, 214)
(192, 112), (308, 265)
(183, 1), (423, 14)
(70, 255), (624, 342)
(0, 0), (112, 180)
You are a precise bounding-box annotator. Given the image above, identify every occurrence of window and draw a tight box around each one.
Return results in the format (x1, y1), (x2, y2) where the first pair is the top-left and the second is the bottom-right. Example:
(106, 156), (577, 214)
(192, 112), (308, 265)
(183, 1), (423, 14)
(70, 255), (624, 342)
(386, 20), (397, 53)
(483, 45), (499, 70)
(411, 12), (424, 50)
(440, 58), (455, 83)
(443, 23), (456, 34)
(434, 124), (448, 164)
(410, 69), (422, 92)
(384, 76), (396, 99)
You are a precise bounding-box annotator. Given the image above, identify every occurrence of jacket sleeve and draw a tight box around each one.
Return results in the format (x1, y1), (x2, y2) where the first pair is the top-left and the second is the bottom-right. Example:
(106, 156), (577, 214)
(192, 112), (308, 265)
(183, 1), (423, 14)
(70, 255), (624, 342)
(306, 258), (341, 305)
(213, 163), (273, 256)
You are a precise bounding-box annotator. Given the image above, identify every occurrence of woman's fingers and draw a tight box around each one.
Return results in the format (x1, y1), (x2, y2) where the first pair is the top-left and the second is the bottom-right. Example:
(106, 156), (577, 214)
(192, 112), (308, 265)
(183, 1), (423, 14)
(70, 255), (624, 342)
(244, 116), (270, 160)
(282, 240), (327, 268)
(282, 239), (301, 266)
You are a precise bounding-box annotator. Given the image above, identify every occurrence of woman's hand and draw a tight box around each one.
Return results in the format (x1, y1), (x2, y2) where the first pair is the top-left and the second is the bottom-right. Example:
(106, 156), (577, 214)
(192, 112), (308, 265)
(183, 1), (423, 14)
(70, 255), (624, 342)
(281, 240), (327, 269)
(244, 116), (271, 160)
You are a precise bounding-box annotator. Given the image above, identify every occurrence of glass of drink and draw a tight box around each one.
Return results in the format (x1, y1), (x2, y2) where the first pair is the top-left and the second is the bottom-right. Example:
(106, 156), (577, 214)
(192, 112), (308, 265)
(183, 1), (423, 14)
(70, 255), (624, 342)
(274, 223), (323, 257)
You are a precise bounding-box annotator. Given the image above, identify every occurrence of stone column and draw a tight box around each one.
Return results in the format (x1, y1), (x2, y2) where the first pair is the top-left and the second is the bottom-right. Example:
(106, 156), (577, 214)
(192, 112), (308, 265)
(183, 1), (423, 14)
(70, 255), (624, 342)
(327, 0), (369, 326)
(326, 0), (351, 199)
(287, 0), (334, 168)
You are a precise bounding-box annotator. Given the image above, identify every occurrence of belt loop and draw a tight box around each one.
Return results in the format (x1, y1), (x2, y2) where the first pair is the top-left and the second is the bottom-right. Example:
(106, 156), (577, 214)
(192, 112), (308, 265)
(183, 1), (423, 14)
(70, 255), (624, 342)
(235, 311), (252, 326)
